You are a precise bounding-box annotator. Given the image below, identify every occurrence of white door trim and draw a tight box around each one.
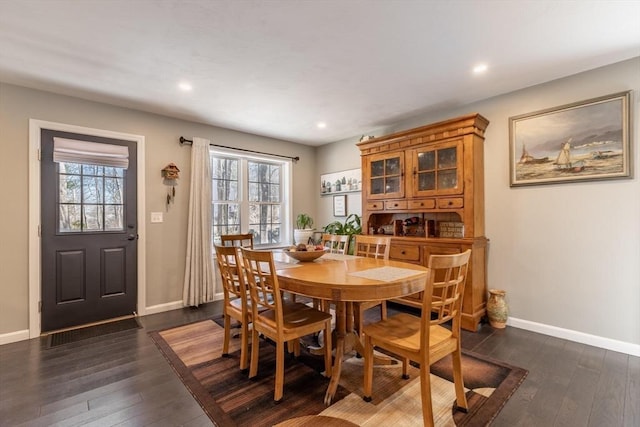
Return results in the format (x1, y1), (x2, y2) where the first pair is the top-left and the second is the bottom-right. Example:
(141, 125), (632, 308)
(28, 119), (146, 338)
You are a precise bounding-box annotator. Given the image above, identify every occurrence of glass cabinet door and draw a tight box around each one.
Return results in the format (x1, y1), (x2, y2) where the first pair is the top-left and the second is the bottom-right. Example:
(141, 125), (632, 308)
(410, 140), (463, 196)
(367, 152), (404, 199)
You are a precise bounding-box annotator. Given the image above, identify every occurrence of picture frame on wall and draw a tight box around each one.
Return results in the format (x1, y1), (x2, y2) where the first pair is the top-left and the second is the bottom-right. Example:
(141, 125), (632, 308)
(509, 91), (631, 187)
(320, 168), (361, 195)
(333, 195), (347, 217)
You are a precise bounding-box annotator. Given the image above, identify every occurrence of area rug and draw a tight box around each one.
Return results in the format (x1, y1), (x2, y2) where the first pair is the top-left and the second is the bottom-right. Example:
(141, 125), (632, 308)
(149, 319), (527, 427)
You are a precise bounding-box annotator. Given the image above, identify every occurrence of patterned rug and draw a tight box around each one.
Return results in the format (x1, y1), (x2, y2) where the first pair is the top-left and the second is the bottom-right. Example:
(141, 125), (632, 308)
(149, 319), (527, 426)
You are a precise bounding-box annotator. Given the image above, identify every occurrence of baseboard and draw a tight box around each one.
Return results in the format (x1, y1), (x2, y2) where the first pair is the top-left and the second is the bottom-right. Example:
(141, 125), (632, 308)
(144, 293), (224, 316)
(144, 300), (185, 315)
(508, 317), (640, 357)
(0, 329), (30, 346)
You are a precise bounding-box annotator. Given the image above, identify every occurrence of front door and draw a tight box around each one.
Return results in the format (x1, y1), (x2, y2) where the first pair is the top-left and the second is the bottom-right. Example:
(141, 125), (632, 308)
(40, 129), (138, 332)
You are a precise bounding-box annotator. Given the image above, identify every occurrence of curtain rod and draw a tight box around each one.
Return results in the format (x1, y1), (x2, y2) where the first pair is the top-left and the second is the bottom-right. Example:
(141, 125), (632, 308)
(179, 137), (299, 162)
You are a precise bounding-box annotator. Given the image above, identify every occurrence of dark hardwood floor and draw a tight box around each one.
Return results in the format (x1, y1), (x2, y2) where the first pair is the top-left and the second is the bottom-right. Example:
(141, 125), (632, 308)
(1, 301), (637, 426)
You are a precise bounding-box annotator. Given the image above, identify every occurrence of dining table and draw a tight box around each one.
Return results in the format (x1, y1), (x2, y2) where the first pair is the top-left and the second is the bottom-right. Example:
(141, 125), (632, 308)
(272, 251), (429, 405)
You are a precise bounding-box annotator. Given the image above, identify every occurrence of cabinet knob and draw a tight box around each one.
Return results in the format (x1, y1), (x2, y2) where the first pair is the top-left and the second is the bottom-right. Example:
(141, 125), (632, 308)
(401, 250), (406, 255)
(448, 201), (453, 206)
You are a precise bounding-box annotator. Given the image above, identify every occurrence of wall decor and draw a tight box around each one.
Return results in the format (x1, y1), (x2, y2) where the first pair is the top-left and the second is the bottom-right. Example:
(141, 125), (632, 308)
(320, 168), (361, 195)
(333, 195), (347, 217)
(509, 91), (631, 186)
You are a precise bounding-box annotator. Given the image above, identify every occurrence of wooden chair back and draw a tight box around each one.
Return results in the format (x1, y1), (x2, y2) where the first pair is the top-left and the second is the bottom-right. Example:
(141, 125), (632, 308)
(221, 233), (254, 249)
(240, 248), (282, 322)
(425, 250), (471, 327)
(321, 233), (350, 254)
(214, 244), (247, 302)
(354, 234), (391, 259)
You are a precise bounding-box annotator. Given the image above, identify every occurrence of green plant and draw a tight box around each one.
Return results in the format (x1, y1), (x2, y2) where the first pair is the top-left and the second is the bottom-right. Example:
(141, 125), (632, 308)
(323, 213), (362, 254)
(295, 213), (314, 229)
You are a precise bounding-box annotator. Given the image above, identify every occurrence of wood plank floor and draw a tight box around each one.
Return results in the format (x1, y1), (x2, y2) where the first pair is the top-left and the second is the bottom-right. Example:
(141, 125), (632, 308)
(1, 301), (637, 426)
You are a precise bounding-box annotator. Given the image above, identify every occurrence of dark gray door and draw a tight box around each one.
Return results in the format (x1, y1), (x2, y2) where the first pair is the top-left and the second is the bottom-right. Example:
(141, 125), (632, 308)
(41, 129), (137, 332)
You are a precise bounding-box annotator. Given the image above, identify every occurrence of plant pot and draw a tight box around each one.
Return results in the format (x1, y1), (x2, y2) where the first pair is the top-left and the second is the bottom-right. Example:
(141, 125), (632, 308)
(486, 289), (508, 329)
(293, 229), (315, 245)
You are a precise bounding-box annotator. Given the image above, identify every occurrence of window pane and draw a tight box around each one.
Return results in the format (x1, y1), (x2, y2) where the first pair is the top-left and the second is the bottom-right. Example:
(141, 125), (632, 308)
(82, 164), (104, 176)
(59, 175), (81, 203)
(83, 205), (103, 230)
(213, 180), (238, 201)
(248, 182), (259, 202)
(104, 178), (123, 203)
(104, 167), (123, 177)
(59, 204), (81, 231)
(83, 177), (104, 203)
(104, 205), (124, 230)
(59, 162), (81, 174)
(270, 184), (280, 202)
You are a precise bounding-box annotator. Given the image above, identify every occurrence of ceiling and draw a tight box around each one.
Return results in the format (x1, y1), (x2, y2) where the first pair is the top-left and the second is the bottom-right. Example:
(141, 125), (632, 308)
(1, 1), (638, 146)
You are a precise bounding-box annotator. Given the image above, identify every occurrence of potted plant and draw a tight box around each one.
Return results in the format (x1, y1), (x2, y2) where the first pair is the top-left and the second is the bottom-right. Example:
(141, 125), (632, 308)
(323, 213), (362, 254)
(294, 213), (315, 245)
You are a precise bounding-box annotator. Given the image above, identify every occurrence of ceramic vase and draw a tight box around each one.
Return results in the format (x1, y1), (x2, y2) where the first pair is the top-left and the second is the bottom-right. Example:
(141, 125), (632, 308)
(487, 289), (508, 329)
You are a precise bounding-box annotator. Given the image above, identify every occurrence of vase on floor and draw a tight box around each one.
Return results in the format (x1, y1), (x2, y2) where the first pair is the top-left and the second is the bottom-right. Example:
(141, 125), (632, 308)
(487, 289), (508, 329)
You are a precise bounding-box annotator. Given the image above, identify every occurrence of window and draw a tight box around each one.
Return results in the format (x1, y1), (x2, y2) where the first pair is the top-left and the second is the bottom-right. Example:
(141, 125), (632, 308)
(58, 162), (125, 232)
(211, 151), (290, 247)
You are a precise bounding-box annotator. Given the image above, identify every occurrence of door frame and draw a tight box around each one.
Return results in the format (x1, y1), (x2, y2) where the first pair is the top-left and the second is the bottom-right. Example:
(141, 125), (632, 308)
(28, 119), (146, 338)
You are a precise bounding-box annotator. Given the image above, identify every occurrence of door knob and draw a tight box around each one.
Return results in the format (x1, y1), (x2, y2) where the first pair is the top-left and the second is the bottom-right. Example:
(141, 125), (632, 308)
(127, 234), (138, 241)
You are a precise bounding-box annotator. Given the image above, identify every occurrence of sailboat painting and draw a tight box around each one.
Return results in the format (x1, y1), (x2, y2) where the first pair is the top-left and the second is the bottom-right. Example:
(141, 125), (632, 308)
(509, 91), (631, 186)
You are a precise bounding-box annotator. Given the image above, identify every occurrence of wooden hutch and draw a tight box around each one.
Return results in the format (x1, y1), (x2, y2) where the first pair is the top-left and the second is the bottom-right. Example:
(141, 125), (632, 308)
(358, 113), (489, 331)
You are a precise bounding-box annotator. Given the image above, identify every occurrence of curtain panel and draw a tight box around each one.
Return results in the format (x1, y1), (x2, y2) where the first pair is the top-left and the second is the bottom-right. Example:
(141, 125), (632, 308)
(183, 137), (215, 306)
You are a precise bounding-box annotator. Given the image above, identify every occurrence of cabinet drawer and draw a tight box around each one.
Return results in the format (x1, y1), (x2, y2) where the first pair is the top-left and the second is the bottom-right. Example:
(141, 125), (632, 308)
(366, 201), (384, 211)
(385, 200), (408, 210)
(437, 197), (464, 209)
(408, 199), (436, 209)
(390, 244), (421, 261)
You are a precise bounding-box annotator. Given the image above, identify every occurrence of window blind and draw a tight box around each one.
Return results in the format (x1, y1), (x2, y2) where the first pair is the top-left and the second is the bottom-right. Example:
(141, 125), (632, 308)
(53, 137), (129, 169)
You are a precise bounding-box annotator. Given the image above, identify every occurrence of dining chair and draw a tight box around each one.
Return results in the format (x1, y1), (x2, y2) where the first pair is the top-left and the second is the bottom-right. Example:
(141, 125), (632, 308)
(321, 233), (350, 254)
(352, 234), (391, 335)
(221, 232), (254, 249)
(362, 249), (472, 426)
(214, 244), (251, 371)
(240, 247), (333, 402)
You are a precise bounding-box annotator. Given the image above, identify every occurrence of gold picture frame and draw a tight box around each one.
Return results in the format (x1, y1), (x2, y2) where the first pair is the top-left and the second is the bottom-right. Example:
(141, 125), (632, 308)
(509, 91), (631, 186)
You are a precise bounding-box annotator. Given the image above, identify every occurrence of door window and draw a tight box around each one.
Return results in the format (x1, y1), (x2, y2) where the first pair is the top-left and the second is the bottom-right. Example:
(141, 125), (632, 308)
(58, 162), (125, 232)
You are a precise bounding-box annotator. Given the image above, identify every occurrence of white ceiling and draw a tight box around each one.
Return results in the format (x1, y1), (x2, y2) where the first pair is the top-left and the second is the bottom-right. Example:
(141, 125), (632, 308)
(1, 1), (638, 146)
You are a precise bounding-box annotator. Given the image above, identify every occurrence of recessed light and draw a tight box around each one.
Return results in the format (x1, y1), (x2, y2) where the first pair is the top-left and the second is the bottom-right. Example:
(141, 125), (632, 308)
(317, 122), (327, 129)
(473, 64), (488, 74)
(178, 82), (193, 91)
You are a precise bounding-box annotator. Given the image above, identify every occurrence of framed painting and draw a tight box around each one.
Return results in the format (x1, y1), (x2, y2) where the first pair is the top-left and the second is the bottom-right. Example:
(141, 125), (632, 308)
(509, 91), (631, 186)
(333, 195), (347, 217)
(320, 168), (361, 195)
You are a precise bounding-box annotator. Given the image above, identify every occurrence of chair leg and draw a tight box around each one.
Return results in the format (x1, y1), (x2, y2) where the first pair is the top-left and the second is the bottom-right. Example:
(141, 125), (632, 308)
(402, 356), (410, 379)
(323, 321), (332, 378)
(249, 328), (260, 379)
(239, 319), (249, 371)
(362, 335), (374, 402)
(380, 300), (387, 320)
(419, 362), (435, 426)
(451, 347), (469, 411)
(222, 314), (231, 356)
(275, 341), (285, 402)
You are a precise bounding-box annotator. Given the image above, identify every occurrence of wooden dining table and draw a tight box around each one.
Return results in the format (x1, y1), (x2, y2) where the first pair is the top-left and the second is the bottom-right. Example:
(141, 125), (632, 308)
(272, 251), (429, 404)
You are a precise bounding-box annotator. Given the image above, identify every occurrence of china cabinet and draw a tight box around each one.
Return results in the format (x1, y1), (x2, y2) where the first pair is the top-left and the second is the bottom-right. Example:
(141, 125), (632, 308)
(358, 113), (489, 331)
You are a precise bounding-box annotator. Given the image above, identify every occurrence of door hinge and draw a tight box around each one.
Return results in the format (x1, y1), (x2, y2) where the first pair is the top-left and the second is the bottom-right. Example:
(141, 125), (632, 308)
(38, 301), (42, 313)
(38, 225), (41, 237)
(37, 149), (41, 161)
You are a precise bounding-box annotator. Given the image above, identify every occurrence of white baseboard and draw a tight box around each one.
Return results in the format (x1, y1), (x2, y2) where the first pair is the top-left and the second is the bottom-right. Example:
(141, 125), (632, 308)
(0, 329), (30, 346)
(144, 300), (185, 315)
(508, 317), (640, 357)
(143, 293), (224, 316)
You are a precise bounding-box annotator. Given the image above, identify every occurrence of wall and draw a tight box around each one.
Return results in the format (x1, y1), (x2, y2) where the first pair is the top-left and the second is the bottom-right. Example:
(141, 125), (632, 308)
(318, 58), (640, 353)
(0, 83), (316, 338)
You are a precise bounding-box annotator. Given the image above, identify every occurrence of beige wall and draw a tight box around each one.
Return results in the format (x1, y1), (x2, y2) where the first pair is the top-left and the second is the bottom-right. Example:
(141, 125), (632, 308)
(0, 83), (316, 336)
(318, 58), (640, 351)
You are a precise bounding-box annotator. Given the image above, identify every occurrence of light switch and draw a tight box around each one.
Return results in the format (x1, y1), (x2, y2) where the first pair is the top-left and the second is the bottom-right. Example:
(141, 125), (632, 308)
(151, 212), (163, 223)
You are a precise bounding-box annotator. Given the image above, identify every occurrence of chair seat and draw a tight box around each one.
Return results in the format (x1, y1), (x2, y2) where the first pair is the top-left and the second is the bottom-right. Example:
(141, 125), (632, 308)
(362, 312), (453, 353)
(258, 302), (332, 331)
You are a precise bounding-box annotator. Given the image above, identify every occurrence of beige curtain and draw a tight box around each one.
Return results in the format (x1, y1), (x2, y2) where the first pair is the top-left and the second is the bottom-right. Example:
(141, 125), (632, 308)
(183, 137), (215, 306)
